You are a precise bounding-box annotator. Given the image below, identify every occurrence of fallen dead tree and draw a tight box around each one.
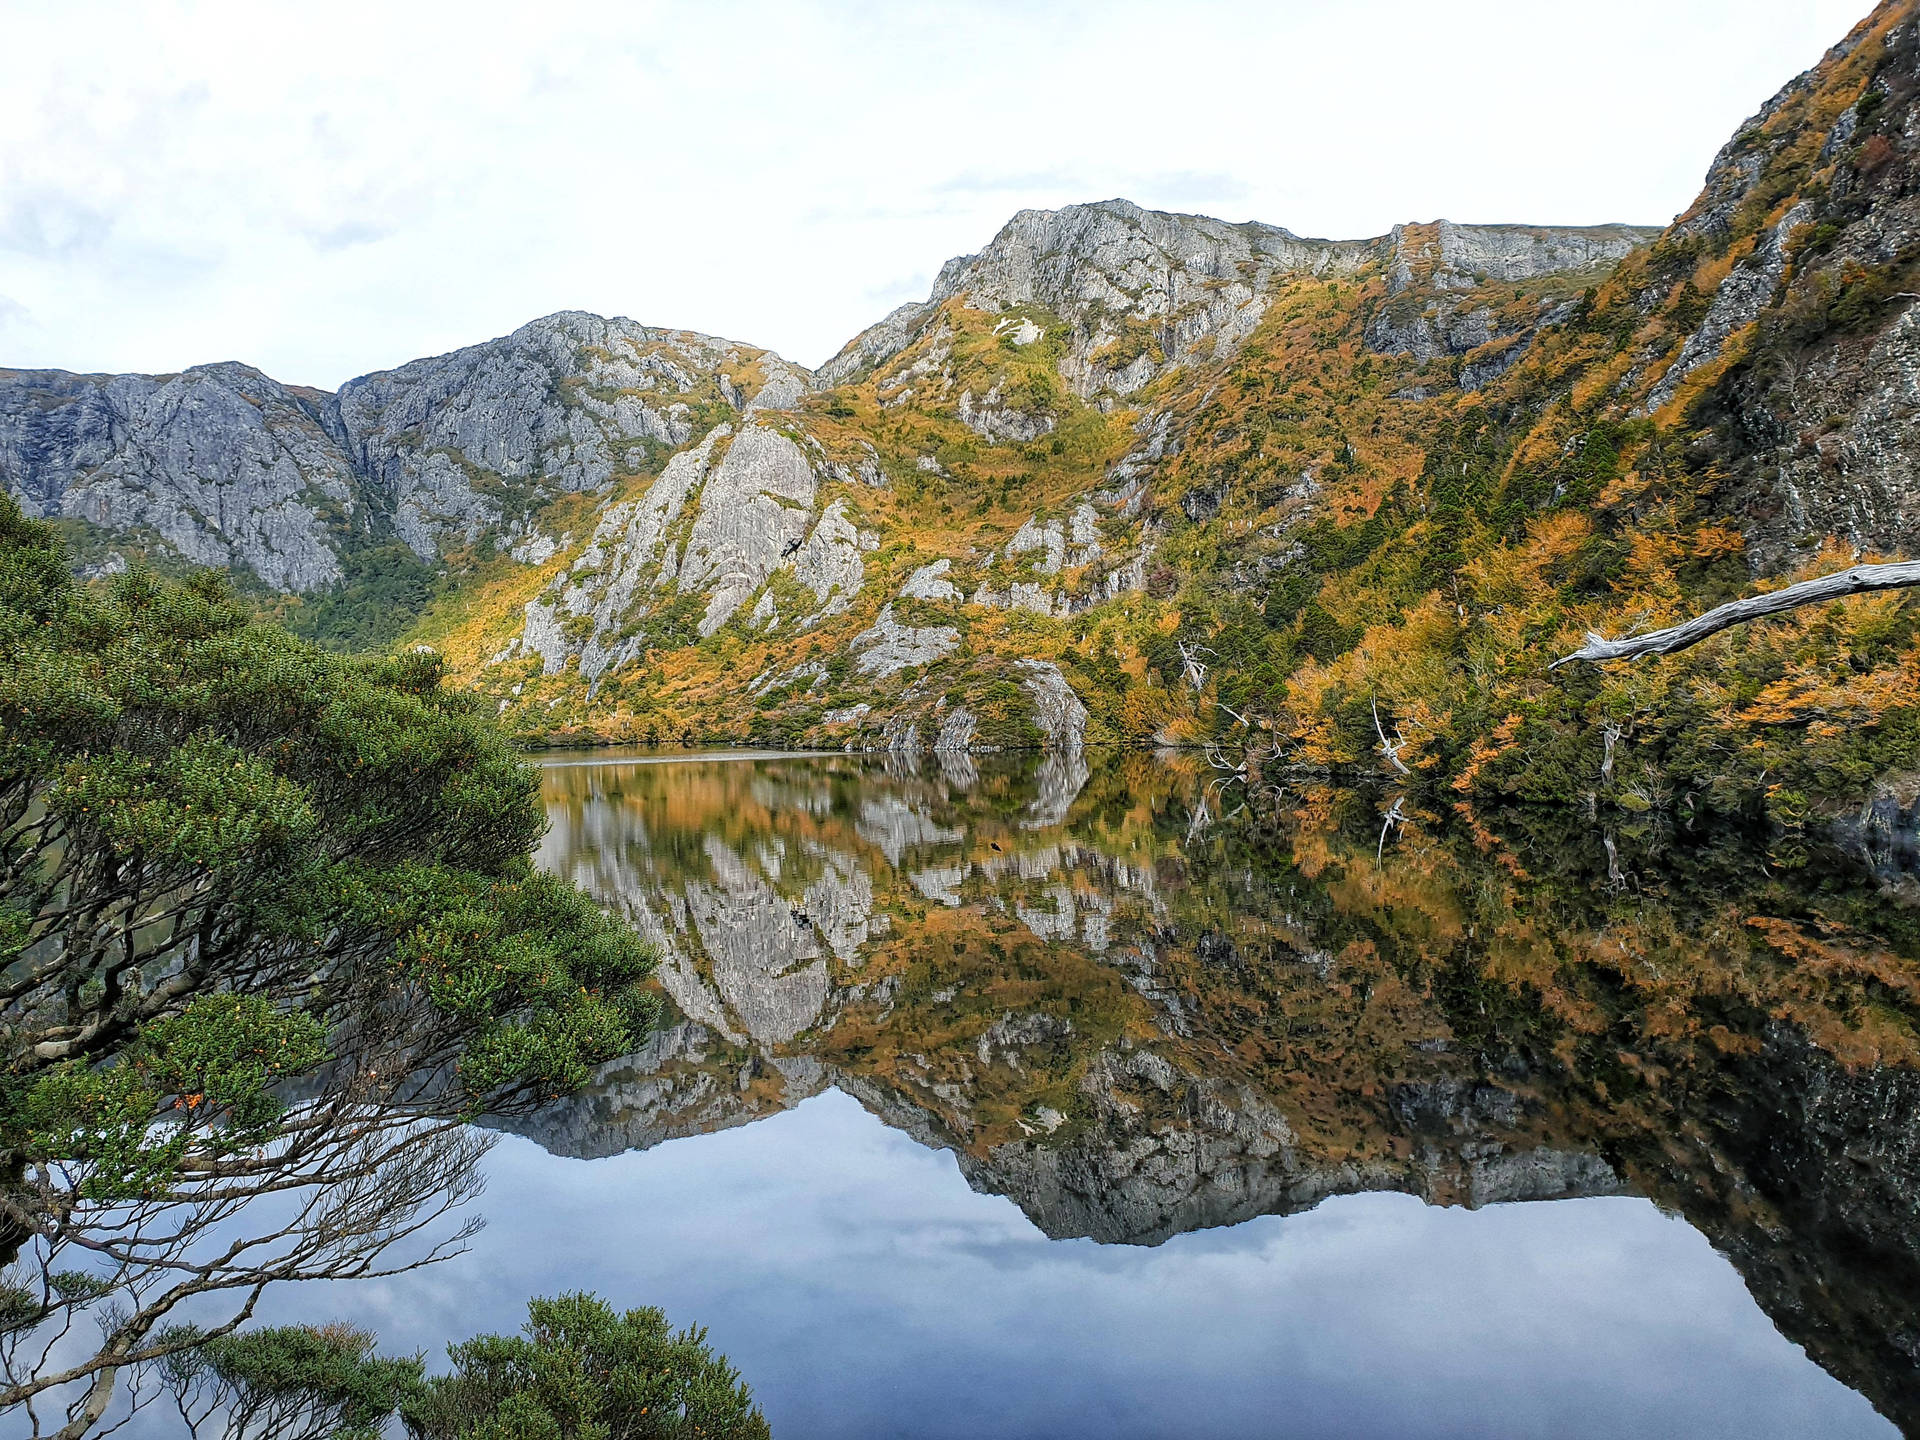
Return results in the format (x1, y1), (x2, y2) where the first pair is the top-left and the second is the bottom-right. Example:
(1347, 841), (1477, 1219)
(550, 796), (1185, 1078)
(1553, 560), (1920, 667)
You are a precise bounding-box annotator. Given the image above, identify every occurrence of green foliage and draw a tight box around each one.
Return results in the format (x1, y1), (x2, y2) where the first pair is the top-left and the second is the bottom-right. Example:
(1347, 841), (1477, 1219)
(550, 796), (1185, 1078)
(286, 543), (444, 654)
(165, 1322), (428, 1440)
(407, 1292), (770, 1440)
(0, 490), (660, 1124)
(10, 995), (328, 1198)
(971, 680), (1043, 750)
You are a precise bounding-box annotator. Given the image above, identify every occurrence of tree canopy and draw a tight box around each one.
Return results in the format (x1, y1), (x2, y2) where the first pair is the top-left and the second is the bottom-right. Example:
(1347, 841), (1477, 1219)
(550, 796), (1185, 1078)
(0, 493), (663, 1437)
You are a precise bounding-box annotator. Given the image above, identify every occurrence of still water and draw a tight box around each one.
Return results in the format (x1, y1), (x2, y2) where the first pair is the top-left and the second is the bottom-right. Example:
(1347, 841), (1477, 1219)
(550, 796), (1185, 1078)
(269, 749), (1920, 1437)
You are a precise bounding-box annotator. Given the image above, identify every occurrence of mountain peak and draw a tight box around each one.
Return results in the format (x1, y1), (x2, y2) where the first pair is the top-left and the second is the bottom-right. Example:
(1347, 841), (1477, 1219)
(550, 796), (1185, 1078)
(819, 199), (1656, 401)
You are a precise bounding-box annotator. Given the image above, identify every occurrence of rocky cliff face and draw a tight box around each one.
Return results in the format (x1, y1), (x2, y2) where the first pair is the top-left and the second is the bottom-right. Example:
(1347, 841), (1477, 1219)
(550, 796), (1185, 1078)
(0, 312), (810, 595)
(0, 363), (358, 591)
(1671, 3), (1920, 573)
(819, 200), (1651, 403)
(330, 311), (811, 560)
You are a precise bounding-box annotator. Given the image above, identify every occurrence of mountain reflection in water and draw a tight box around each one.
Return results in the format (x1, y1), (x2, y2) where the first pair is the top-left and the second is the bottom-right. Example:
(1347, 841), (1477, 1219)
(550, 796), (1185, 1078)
(488, 748), (1919, 1436)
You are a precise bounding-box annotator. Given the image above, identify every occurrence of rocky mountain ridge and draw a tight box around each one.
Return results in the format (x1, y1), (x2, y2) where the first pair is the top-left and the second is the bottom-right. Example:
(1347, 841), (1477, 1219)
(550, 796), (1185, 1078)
(1, 311), (811, 594)
(1, 203), (1643, 594)
(0, 198), (1655, 753)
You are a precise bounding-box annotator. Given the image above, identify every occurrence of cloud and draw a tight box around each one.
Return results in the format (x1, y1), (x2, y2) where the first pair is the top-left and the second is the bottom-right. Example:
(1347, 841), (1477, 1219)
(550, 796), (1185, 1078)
(0, 191), (114, 260)
(933, 169), (1094, 196)
(0, 293), (31, 333)
(301, 219), (398, 254)
(0, 0), (1878, 385)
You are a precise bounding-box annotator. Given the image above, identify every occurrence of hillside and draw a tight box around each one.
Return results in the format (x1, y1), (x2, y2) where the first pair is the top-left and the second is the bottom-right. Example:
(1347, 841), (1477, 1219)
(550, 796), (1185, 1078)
(7, 0), (1920, 822)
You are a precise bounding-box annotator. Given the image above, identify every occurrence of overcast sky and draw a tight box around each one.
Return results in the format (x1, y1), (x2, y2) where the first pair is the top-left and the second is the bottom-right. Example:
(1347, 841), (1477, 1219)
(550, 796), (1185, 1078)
(0, 0), (1877, 389)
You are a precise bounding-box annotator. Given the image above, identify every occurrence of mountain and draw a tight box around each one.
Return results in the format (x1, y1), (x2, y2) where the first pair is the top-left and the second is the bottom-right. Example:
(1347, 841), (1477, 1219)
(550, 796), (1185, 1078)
(0, 314), (810, 638)
(7, 0), (1920, 823)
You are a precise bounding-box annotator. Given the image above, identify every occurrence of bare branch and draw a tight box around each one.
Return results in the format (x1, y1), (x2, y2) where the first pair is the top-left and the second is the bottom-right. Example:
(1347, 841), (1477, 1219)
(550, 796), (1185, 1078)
(1371, 695), (1411, 776)
(1553, 561), (1920, 667)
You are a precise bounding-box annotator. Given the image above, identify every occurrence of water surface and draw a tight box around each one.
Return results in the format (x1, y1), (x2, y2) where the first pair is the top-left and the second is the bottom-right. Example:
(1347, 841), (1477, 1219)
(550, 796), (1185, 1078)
(278, 750), (1920, 1437)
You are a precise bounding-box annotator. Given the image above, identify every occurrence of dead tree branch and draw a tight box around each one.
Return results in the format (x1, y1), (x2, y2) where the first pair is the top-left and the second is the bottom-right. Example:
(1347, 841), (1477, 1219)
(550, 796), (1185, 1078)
(1371, 695), (1411, 776)
(1553, 561), (1920, 667)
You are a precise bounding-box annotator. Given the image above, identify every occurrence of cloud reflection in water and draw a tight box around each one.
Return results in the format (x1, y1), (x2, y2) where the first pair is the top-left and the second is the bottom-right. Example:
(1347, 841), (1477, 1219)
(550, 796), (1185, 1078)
(262, 1088), (1890, 1440)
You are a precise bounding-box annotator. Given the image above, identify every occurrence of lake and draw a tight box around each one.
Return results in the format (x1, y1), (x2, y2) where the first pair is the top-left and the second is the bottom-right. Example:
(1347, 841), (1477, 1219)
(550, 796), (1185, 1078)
(259, 748), (1920, 1438)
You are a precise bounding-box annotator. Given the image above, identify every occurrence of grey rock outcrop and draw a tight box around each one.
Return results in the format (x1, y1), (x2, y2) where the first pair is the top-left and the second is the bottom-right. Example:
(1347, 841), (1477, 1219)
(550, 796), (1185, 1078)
(336, 312), (811, 560)
(956, 383), (1054, 442)
(1, 312), (816, 594)
(0, 363), (356, 592)
(517, 426), (732, 680)
(1644, 201), (1813, 415)
(1386, 220), (1652, 292)
(850, 604), (961, 678)
(820, 199), (1376, 399)
(821, 201), (1657, 405)
(1018, 660), (1089, 752)
(676, 424), (823, 635)
(510, 421), (875, 678)
(685, 836), (834, 1045)
(1365, 220), (1656, 379)
(901, 558), (962, 602)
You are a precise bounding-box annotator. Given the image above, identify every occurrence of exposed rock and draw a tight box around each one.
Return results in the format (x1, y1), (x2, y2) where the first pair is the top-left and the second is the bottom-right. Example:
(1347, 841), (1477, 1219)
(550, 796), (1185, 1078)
(910, 863), (970, 906)
(934, 705), (977, 753)
(0, 363), (355, 592)
(1, 312), (817, 595)
(517, 425), (730, 679)
(1366, 220), (1655, 381)
(850, 603), (960, 678)
(901, 558), (963, 602)
(1644, 200), (1814, 415)
(801, 850), (876, 964)
(975, 1009), (1074, 1068)
(1007, 514), (1067, 575)
(677, 424), (820, 635)
(1385, 220), (1652, 294)
(785, 497), (869, 622)
(822, 202), (1654, 403)
(1018, 659), (1089, 751)
(971, 579), (1060, 617)
(957, 383), (1055, 443)
(822, 440), (888, 489)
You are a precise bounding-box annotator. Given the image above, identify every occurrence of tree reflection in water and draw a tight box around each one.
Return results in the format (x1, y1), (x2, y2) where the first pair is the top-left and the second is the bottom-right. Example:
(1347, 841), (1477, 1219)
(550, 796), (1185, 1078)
(520, 749), (1920, 1431)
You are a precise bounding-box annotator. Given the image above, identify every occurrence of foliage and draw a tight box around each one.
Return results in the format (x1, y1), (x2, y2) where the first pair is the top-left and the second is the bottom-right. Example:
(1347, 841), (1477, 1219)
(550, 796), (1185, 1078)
(0, 490), (659, 1113)
(286, 543), (445, 654)
(0, 493), (662, 1435)
(152, 1294), (768, 1440)
(406, 1292), (769, 1440)
(13, 995), (327, 1201)
(163, 1322), (426, 1440)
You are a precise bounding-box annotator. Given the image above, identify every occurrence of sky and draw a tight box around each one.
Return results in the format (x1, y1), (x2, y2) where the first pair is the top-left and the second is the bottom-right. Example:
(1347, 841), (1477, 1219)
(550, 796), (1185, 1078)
(0, 0), (1880, 389)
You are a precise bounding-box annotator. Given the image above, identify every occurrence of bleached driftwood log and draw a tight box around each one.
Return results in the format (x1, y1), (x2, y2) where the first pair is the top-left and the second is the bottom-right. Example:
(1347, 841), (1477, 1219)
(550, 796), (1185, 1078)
(1552, 561), (1920, 668)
